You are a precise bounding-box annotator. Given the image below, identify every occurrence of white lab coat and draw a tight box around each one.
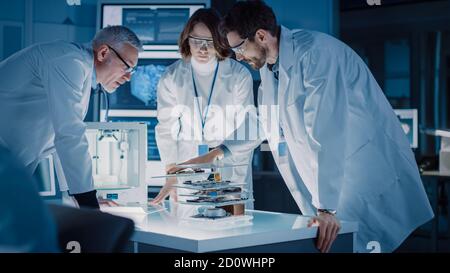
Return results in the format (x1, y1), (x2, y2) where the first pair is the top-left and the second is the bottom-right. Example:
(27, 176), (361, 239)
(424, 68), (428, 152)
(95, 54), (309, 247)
(0, 40), (95, 194)
(223, 26), (434, 252)
(155, 58), (255, 208)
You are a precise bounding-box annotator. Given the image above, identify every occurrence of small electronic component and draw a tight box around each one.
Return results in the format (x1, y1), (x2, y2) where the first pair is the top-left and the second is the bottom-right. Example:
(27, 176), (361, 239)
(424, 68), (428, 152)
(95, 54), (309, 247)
(219, 204), (245, 216)
(175, 168), (205, 174)
(191, 207), (230, 219)
(191, 187), (242, 197)
(214, 172), (221, 182)
(186, 196), (243, 204)
(182, 180), (232, 188)
(203, 208), (227, 218)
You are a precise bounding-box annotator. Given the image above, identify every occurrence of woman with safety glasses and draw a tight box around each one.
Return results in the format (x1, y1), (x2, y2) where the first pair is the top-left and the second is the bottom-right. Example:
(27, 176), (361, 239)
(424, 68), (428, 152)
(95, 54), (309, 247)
(151, 9), (255, 208)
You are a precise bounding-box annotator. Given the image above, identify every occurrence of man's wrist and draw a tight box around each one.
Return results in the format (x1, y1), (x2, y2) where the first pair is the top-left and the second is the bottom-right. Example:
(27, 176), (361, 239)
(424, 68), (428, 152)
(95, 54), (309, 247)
(212, 147), (225, 161)
(317, 209), (337, 216)
(217, 144), (231, 158)
(165, 163), (176, 173)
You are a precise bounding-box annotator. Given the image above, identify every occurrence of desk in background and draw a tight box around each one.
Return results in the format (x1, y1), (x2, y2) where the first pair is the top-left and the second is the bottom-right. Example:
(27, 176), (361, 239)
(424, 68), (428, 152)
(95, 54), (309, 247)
(421, 171), (450, 252)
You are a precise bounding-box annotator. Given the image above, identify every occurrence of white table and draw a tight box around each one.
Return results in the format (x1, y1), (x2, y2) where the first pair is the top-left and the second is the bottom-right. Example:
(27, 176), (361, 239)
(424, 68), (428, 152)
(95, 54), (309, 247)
(104, 202), (358, 253)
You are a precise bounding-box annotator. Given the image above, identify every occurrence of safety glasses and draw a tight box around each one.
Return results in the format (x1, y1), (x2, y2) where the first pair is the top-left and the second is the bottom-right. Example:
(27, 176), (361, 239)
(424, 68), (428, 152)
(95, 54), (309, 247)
(230, 38), (248, 55)
(107, 44), (136, 75)
(188, 36), (215, 49)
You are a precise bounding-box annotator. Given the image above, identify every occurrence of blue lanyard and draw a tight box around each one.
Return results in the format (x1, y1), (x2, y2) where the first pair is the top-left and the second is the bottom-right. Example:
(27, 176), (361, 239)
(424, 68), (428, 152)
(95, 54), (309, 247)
(191, 61), (219, 139)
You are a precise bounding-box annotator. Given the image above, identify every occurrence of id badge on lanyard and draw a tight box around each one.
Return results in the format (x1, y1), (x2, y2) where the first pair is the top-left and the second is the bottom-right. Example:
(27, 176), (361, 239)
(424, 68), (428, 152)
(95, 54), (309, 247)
(198, 143), (209, 156)
(192, 62), (219, 158)
(278, 127), (288, 164)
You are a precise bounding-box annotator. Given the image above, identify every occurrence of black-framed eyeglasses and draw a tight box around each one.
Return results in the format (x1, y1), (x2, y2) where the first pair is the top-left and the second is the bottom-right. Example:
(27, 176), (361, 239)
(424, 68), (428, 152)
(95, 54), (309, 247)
(230, 38), (248, 55)
(107, 45), (136, 74)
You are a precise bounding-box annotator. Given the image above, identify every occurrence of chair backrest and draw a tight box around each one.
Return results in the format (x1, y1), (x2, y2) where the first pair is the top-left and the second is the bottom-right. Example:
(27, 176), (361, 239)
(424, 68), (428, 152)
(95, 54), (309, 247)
(0, 145), (59, 253)
(48, 204), (134, 253)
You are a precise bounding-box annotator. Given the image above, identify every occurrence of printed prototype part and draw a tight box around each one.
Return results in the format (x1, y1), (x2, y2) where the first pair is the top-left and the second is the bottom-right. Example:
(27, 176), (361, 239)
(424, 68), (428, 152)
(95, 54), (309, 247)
(219, 204), (245, 216)
(203, 208), (227, 218)
(179, 198), (250, 207)
(175, 163), (248, 169)
(214, 172), (221, 182)
(173, 182), (246, 191)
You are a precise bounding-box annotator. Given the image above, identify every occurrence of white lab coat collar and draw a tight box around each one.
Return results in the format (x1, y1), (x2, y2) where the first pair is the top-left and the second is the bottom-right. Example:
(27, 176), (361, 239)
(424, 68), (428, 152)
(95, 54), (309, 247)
(279, 26), (294, 74)
(81, 42), (97, 89)
(277, 26), (294, 97)
(91, 65), (98, 90)
(179, 57), (233, 79)
(191, 56), (218, 75)
(81, 42), (94, 61)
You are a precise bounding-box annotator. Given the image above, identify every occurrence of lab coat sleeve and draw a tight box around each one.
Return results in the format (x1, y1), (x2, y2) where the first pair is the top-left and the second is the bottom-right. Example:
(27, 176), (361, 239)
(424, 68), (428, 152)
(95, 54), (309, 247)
(155, 72), (180, 167)
(46, 58), (93, 195)
(302, 48), (348, 211)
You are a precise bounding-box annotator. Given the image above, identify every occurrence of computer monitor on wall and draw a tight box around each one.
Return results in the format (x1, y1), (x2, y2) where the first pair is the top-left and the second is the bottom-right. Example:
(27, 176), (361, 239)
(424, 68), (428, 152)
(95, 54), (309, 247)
(106, 58), (177, 111)
(101, 3), (205, 59)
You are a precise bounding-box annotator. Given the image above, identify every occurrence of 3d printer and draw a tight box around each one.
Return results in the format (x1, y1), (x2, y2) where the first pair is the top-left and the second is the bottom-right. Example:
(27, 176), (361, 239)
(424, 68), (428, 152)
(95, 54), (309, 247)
(85, 122), (148, 206)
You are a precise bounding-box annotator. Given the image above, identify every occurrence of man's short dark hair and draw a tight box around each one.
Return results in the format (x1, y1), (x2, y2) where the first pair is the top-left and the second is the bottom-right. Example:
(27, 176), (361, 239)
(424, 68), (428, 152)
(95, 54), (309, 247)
(221, 0), (278, 41)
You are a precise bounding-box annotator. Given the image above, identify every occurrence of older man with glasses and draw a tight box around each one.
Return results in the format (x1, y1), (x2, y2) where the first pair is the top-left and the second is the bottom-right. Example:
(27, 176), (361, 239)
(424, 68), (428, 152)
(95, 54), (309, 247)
(0, 26), (141, 209)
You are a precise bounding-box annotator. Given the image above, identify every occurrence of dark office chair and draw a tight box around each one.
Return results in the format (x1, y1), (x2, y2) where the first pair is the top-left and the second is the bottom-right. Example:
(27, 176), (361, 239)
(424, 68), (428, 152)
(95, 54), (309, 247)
(48, 204), (135, 253)
(0, 143), (134, 253)
(0, 145), (59, 252)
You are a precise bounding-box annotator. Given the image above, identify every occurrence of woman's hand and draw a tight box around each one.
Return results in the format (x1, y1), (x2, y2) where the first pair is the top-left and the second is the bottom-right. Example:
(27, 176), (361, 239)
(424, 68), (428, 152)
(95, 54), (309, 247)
(166, 148), (224, 174)
(149, 177), (178, 205)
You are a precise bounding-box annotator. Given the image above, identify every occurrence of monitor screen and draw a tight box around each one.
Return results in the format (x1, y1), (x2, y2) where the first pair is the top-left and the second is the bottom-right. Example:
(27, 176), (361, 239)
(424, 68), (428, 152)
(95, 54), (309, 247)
(394, 109), (418, 148)
(123, 8), (189, 46)
(108, 116), (160, 161)
(102, 4), (204, 51)
(108, 58), (178, 110)
(33, 155), (56, 197)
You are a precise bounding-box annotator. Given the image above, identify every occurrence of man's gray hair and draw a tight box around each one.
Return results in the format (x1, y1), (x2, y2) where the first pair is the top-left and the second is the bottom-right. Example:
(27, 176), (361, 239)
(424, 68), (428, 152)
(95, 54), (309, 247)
(92, 25), (142, 51)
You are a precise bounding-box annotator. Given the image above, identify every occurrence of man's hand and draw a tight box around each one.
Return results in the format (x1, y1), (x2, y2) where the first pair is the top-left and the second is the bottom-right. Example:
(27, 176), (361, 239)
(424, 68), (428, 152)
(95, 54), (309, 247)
(307, 212), (341, 253)
(166, 148), (224, 174)
(149, 177), (178, 205)
(98, 197), (120, 207)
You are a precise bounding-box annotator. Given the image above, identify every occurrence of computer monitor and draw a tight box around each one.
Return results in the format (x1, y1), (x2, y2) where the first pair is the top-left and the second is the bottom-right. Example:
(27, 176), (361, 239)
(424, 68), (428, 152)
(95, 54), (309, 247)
(394, 109), (418, 149)
(33, 154), (56, 197)
(101, 3), (205, 58)
(108, 58), (178, 110)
